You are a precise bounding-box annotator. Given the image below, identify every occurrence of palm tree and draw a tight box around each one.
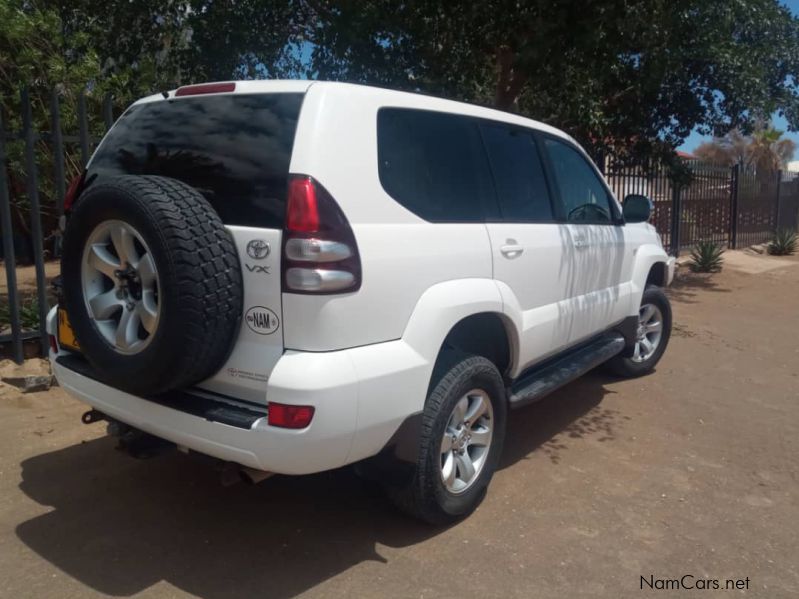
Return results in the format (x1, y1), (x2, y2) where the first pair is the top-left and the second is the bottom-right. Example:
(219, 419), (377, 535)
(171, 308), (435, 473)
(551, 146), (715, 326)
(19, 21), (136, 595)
(748, 128), (795, 172)
(694, 125), (796, 172)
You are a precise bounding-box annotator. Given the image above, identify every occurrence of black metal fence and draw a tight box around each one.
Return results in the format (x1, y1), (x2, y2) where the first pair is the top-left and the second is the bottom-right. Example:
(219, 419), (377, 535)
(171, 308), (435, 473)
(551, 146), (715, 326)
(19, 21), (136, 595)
(603, 156), (799, 254)
(2, 87), (799, 364)
(1, 87), (113, 363)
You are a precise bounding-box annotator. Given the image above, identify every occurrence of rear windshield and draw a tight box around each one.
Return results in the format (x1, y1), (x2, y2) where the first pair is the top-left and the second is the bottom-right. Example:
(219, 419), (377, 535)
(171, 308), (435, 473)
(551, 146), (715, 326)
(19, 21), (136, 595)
(87, 93), (304, 228)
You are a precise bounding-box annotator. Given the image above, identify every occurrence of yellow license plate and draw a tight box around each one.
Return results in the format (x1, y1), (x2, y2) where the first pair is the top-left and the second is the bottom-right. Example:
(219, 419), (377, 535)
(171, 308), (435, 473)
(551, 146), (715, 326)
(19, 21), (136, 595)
(57, 308), (80, 352)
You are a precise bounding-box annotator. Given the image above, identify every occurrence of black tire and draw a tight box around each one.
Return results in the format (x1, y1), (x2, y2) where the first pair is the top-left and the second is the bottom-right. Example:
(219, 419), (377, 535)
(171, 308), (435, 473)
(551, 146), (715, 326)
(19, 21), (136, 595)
(386, 352), (507, 525)
(61, 175), (242, 396)
(606, 286), (672, 378)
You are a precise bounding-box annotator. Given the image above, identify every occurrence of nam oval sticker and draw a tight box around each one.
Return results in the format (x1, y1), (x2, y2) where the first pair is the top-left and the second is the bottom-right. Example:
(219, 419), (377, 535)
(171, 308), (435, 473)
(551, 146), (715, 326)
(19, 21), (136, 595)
(244, 306), (279, 335)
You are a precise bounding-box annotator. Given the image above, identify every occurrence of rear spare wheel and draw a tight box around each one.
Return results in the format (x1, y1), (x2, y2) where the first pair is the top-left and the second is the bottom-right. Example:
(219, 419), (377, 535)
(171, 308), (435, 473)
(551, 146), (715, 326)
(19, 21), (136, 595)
(61, 175), (243, 395)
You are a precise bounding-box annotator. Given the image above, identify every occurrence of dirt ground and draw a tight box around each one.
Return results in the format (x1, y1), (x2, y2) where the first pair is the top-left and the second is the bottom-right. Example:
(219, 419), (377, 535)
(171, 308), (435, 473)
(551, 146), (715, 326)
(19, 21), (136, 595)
(1, 252), (798, 598)
(0, 261), (61, 295)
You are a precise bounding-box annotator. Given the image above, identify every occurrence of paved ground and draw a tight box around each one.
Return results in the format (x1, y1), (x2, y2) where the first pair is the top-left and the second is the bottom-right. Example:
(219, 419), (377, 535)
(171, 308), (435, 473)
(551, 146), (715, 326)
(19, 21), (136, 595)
(1, 252), (798, 598)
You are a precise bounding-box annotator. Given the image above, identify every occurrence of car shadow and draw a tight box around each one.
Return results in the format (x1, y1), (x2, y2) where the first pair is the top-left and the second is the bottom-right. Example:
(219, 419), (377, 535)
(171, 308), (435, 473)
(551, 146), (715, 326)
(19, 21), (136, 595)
(16, 371), (616, 598)
(666, 271), (731, 305)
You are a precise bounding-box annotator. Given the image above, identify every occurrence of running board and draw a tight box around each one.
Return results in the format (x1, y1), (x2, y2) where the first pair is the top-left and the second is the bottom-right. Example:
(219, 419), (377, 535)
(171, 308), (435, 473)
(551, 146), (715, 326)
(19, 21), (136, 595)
(508, 333), (626, 409)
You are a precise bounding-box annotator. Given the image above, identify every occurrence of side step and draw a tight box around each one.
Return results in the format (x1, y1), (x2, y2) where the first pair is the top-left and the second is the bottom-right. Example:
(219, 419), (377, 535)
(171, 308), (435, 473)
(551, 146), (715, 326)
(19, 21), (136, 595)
(508, 333), (626, 409)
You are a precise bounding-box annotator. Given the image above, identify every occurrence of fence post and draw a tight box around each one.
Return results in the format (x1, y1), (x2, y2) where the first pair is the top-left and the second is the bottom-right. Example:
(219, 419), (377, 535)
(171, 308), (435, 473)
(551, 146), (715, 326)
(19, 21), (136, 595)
(0, 109), (24, 363)
(20, 87), (50, 356)
(774, 169), (783, 232)
(102, 93), (114, 130)
(670, 183), (682, 257)
(729, 164), (739, 249)
(78, 91), (90, 167)
(50, 88), (66, 218)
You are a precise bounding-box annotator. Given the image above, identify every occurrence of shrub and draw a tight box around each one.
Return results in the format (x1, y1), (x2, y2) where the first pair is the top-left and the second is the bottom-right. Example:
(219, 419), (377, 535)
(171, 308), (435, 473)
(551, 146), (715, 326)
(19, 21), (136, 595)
(0, 296), (40, 330)
(768, 229), (797, 256)
(689, 241), (724, 273)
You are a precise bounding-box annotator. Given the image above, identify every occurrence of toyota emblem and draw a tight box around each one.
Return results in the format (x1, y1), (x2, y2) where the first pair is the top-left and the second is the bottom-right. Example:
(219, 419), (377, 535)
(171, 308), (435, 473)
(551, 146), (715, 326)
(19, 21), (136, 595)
(246, 239), (270, 260)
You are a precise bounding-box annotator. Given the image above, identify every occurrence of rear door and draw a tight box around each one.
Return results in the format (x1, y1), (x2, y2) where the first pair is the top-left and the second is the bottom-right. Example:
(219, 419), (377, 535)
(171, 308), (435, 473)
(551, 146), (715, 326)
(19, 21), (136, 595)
(479, 122), (577, 373)
(87, 92), (304, 403)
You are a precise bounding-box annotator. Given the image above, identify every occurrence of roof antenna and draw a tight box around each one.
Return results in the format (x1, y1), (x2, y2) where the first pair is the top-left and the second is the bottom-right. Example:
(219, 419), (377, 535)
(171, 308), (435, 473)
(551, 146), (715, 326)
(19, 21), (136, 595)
(161, 90), (169, 99)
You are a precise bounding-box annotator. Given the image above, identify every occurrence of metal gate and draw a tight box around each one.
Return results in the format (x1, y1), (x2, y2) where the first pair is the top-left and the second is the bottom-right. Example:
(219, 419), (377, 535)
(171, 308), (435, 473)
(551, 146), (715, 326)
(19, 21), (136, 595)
(1, 87), (113, 363)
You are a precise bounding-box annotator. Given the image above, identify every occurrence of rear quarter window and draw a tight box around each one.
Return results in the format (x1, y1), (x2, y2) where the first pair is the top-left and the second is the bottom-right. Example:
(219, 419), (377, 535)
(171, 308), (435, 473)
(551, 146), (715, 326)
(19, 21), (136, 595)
(87, 93), (304, 228)
(376, 108), (493, 223)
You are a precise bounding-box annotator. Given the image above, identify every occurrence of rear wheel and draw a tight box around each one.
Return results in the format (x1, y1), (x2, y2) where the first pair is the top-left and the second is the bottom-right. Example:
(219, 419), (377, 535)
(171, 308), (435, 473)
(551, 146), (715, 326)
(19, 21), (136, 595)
(607, 286), (672, 378)
(386, 352), (507, 525)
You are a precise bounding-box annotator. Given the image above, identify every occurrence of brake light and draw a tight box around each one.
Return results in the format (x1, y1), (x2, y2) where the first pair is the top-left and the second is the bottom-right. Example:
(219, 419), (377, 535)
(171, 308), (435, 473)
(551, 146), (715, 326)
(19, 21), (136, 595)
(282, 175), (361, 294)
(63, 172), (85, 212)
(286, 178), (319, 232)
(268, 402), (315, 429)
(175, 82), (236, 97)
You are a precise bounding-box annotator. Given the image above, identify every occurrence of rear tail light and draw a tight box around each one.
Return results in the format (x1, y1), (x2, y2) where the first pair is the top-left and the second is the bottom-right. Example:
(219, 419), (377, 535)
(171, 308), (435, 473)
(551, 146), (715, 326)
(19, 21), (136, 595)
(282, 176), (361, 294)
(63, 171), (86, 212)
(49, 335), (58, 354)
(267, 402), (315, 429)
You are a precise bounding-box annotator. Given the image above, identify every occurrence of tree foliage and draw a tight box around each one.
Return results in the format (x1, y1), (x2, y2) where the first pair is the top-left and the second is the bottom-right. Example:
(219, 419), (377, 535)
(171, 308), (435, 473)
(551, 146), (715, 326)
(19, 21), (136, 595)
(308, 0), (799, 163)
(2, 0), (799, 260)
(1, 0), (109, 254)
(1, 0), (299, 258)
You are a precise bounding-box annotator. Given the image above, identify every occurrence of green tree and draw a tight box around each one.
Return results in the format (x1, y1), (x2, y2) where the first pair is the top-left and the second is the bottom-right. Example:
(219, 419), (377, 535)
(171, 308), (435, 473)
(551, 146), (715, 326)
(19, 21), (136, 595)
(46, 0), (302, 95)
(1, 0), (109, 256)
(1, 0), (299, 259)
(307, 0), (799, 163)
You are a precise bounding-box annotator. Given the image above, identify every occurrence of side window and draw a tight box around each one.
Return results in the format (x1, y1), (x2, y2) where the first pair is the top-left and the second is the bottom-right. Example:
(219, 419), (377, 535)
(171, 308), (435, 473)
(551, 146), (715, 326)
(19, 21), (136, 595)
(543, 137), (614, 224)
(480, 123), (553, 222)
(377, 108), (493, 222)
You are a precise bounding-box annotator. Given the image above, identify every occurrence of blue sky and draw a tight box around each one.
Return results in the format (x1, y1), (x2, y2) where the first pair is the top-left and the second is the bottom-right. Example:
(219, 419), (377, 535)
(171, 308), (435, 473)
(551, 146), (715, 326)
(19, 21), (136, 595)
(678, 0), (798, 157)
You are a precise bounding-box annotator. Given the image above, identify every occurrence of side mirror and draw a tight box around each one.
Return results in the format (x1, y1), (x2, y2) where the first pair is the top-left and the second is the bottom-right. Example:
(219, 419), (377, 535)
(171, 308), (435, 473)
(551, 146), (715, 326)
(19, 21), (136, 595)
(623, 194), (653, 223)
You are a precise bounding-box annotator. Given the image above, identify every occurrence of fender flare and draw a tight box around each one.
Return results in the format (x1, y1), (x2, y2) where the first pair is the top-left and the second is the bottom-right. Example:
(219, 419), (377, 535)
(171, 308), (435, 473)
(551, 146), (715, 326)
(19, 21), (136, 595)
(363, 278), (511, 467)
(401, 277), (510, 369)
(630, 244), (670, 311)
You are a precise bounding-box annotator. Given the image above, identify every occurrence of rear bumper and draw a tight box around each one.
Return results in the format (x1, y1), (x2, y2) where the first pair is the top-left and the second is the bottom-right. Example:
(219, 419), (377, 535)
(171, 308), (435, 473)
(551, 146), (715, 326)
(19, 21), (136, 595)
(47, 308), (431, 475)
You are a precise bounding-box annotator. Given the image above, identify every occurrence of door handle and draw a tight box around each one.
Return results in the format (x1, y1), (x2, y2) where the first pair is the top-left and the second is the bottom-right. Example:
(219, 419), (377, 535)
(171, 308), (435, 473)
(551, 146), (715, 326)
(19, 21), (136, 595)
(573, 237), (589, 250)
(500, 242), (524, 258)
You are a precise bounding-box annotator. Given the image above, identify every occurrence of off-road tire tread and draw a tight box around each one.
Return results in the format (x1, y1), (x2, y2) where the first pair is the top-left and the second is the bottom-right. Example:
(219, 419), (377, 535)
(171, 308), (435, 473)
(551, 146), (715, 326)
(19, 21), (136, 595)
(388, 352), (506, 525)
(606, 285), (672, 378)
(64, 175), (242, 394)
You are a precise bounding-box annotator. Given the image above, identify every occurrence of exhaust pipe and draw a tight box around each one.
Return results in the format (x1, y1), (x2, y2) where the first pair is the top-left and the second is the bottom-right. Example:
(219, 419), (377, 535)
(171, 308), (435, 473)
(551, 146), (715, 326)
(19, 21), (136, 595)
(240, 466), (274, 485)
(218, 462), (273, 486)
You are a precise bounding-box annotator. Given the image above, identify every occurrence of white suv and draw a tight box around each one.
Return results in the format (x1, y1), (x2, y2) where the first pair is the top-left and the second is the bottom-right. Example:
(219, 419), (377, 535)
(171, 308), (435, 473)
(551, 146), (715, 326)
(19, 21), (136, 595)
(48, 80), (675, 524)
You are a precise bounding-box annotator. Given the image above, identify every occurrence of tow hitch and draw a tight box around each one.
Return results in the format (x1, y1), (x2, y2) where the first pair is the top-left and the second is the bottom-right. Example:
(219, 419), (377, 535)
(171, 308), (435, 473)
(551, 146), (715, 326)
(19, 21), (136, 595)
(81, 409), (106, 424)
(81, 409), (175, 459)
(80, 410), (271, 484)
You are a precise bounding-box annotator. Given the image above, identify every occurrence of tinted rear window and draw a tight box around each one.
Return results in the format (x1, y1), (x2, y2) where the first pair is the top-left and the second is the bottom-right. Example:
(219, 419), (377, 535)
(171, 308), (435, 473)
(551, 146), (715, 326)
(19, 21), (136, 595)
(377, 108), (493, 223)
(88, 93), (304, 228)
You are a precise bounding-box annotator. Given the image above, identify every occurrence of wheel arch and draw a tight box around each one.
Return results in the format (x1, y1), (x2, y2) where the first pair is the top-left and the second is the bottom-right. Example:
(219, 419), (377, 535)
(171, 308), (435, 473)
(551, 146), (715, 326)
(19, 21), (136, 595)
(401, 279), (518, 382)
(434, 312), (515, 383)
(363, 281), (515, 476)
(646, 261), (667, 287)
(630, 244), (670, 309)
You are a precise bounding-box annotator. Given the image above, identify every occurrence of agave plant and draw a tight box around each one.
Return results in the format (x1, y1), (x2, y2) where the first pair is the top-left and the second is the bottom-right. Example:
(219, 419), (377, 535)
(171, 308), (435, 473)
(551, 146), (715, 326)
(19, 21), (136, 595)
(768, 229), (797, 256)
(689, 241), (724, 273)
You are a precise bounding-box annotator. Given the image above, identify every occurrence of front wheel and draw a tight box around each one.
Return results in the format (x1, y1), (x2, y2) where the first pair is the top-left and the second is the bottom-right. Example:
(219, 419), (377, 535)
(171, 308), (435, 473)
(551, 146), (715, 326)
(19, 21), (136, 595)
(386, 352), (507, 525)
(607, 286), (672, 378)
